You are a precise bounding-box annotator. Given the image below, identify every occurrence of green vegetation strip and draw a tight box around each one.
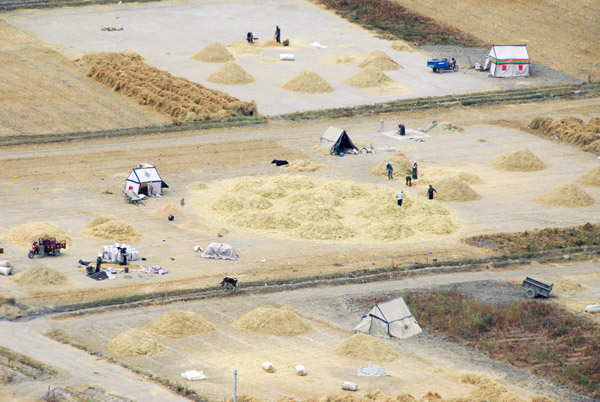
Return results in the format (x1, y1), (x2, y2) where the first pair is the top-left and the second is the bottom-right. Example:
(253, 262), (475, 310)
(404, 291), (600, 399)
(0, 0), (160, 11)
(465, 222), (600, 255)
(0, 345), (57, 378)
(45, 329), (206, 402)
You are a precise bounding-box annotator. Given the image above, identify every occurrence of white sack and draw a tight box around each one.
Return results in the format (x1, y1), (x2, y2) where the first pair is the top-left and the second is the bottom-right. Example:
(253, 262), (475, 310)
(584, 305), (600, 313)
(262, 362), (275, 373)
(181, 370), (207, 380)
(0, 260), (12, 267)
(280, 54), (295, 61)
(342, 381), (358, 391)
(295, 365), (307, 376)
(0, 266), (13, 276)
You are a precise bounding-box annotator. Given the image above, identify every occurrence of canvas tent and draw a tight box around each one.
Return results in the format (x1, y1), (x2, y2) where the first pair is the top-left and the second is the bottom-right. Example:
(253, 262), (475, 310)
(354, 297), (422, 339)
(320, 126), (358, 155)
(483, 45), (530, 78)
(125, 163), (169, 196)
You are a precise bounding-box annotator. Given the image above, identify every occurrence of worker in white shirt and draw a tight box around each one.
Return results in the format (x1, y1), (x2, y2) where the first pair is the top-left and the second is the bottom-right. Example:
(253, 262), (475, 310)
(396, 190), (404, 206)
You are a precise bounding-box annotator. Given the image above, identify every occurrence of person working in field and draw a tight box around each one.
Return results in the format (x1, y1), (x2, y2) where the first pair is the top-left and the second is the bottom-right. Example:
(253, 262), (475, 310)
(274, 25), (281, 43)
(427, 184), (437, 200)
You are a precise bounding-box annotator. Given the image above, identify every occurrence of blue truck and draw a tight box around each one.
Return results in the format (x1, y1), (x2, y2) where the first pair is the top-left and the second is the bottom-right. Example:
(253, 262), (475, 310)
(427, 57), (459, 73)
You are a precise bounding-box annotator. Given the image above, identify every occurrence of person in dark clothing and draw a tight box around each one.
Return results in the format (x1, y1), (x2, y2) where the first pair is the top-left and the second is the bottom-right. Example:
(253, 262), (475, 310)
(405, 175), (412, 186)
(386, 163), (394, 180)
(412, 162), (418, 179)
(427, 184), (437, 200)
(247, 32), (254, 43)
(274, 25), (281, 43)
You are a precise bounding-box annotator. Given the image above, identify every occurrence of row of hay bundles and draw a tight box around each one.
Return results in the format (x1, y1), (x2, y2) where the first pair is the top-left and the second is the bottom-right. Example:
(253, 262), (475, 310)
(100, 243), (139, 263)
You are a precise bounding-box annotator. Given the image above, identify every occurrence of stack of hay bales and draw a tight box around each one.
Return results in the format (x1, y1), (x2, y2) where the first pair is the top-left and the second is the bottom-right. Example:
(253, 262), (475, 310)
(6, 222), (72, 248)
(537, 183), (595, 207)
(490, 149), (546, 171)
(84, 215), (142, 242)
(282, 71), (334, 94)
(144, 310), (216, 337)
(231, 306), (312, 336)
(207, 62), (254, 85)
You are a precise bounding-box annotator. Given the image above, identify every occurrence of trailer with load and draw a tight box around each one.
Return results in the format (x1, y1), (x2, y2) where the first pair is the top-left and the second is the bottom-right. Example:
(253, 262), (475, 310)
(28, 238), (66, 258)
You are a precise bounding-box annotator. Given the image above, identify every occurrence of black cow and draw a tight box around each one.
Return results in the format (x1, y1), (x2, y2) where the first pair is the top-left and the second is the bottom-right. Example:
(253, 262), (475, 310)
(221, 276), (238, 290)
(271, 159), (289, 167)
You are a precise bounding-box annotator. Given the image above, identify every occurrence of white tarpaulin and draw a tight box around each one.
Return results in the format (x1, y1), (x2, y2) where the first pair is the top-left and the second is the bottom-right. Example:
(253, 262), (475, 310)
(181, 370), (207, 380)
(201, 243), (240, 260)
(354, 297), (422, 339)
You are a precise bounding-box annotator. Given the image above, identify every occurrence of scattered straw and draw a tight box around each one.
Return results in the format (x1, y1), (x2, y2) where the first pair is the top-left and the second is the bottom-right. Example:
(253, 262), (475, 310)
(207, 62), (254, 85)
(334, 334), (400, 362)
(346, 67), (393, 88)
(321, 53), (364, 64)
(537, 183), (595, 208)
(231, 306), (312, 336)
(529, 116), (600, 155)
(84, 217), (142, 242)
(391, 41), (414, 52)
(553, 278), (586, 293)
(16, 266), (69, 286)
(431, 178), (481, 202)
(6, 222), (72, 249)
(358, 50), (401, 71)
(283, 159), (327, 172)
(192, 42), (235, 63)
(282, 71), (334, 94)
(429, 122), (464, 134)
(460, 372), (492, 386)
(490, 149), (546, 172)
(420, 166), (483, 185)
(107, 329), (164, 356)
(144, 310), (216, 337)
(468, 381), (507, 401)
(576, 166), (600, 187)
(262, 40), (281, 47)
(226, 41), (263, 56)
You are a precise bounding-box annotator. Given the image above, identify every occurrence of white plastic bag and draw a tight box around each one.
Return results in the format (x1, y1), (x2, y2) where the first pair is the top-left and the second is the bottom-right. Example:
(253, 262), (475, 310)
(262, 362), (275, 373)
(342, 381), (358, 391)
(295, 364), (307, 376)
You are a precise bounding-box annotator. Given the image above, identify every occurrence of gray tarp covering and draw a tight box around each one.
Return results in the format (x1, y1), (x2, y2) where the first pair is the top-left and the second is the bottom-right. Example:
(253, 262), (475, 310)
(357, 365), (390, 377)
(201, 243), (240, 260)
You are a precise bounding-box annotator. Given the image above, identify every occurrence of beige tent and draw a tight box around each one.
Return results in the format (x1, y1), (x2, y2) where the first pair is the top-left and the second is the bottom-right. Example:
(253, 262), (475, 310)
(354, 297), (422, 339)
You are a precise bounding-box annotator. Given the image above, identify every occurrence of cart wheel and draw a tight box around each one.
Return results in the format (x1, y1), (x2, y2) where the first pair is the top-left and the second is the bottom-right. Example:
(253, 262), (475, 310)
(525, 288), (536, 298)
(453, 64), (459, 72)
(54, 249), (61, 256)
(433, 68), (437, 73)
(28, 251), (35, 259)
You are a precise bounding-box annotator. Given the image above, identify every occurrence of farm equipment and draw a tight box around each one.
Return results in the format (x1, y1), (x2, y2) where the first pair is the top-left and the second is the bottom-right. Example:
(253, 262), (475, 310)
(522, 277), (553, 298)
(427, 57), (458, 73)
(28, 238), (66, 259)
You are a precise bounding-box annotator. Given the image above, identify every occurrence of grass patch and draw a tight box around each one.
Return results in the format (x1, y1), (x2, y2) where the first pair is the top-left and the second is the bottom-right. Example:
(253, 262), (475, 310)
(315, 0), (483, 46)
(464, 222), (600, 255)
(0, 345), (57, 378)
(404, 290), (600, 398)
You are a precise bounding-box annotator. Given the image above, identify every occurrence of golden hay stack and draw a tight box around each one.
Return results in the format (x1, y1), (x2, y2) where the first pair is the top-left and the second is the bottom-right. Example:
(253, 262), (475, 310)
(207, 62), (255, 85)
(283, 159), (327, 172)
(6, 222), (72, 249)
(537, 183), (595, 207)
(334, 334), (401, 362)
(231, 306), (313, 336)
(144, 310), (216, 337)
(192, 42), (235, 63)
(490, 149), (546, 172)
(371, 154), (412, 177)
(576, 166), (600, 187)
(282, 71), (334, 94)
(346, 67), (393, 88)
(107, 329), (164, 356)
(16, 266), (70, 286)
(391, 40), (414, 52)
(553, 278), (585, 293)
(420, 166), (483, 185)
(358, 50), (401, 71)
(84, 217), (142, 242)
(431, 178), (482, 202)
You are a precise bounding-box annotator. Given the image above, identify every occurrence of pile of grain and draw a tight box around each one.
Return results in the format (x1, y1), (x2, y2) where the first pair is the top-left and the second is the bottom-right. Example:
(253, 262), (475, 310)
(322, 53), (363, 64)
(346, 67), (393, 88)
(554, 278), (585, 293)
(576, 166), (600, 187)
(420, 166), (483, 185)
(144, 310), (216, 337)
(460, 372), (492, 386)
(281, 71), (334, 94)
(391, 40), (414, 52)
(529, 116), (600, 154)
(468, 381), (507, 401)
(151, 205), (186, 219)
(16, 266), (69, 286)
(77, 51), (257, 122)
(6, 222), (72, 249)
(189, 175), (459, 243)
(357, 50), (401, 71)
(107, 329), (164, 356)
(371, 154), (412, 177)
(283, 159), (327, 172)
(192, 42), (235, 63)
(262, 40), (280, 47)
(537, 183), (595, 207)
(429, 122), (464, 134)
(231, 306), (312, 336)
(334, 334), (400, 362)
(226, 41), (263, 56)
(431, 178), (481, 202)
(207, 62), (254, 85)
(490, 149), (546, 172)
(84, 216), (142, 242)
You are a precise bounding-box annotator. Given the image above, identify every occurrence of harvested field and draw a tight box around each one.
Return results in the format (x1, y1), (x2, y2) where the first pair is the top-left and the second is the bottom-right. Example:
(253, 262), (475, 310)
(537, 183), (595, 208)
(529, 116), (600, 155)
(5, 222), (71, 249)
(77, 51), (257, 122)
(207, 62), (254, 85)
(281, 71), (334, 94)
(490, 149), (546, 172)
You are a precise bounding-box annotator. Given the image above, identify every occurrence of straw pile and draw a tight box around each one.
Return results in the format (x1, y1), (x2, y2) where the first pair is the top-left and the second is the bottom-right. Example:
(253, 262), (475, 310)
(391, 40), (414, 52)
(554, 278), (585, 293)
(420, 166), (483, 185)
(77, 50), (257, 122)
(231, 306), (312, 336)
(334, 334), (400, 362)
(107, 329), (164, 356)
(282, 71), (334, 94)
(371, 154), (412, 177)
(144, 310), (216, 337)
(226, 41), (263, 56)
(468, 381), (507, 401)
(207, 62), (254, 85)
(429, 122), (464, 134)
(490, 149), (546, 172)
(6, 222), (72, 248)
(537, 183), (595, 207)
(431, 178), (481, 202)
(84, 216), (142, 242)
(151, 205), (186, 219)
(529, 116), (600, 154)
(461, 372), (492, 386)
(322, 53), (363, 64)
(16, 266), (69, 286)
(346, 67), (393, 88)
(358, 50), (401, 71)
(192, 42), (235, 63)
(576, 166), (600, 187)
(189, 174), (459, 243)
(262, 40), (280, 47)
(283, 159), (327, 172)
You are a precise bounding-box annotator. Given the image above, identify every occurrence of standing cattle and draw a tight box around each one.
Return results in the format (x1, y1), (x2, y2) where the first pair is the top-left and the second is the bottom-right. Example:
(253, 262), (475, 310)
(221, 276), (238, 290)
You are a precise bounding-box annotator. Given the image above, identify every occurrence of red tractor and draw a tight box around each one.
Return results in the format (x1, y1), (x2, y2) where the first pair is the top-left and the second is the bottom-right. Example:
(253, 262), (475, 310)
(28, 238), (66, 259)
